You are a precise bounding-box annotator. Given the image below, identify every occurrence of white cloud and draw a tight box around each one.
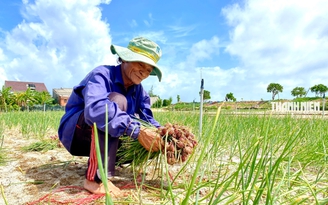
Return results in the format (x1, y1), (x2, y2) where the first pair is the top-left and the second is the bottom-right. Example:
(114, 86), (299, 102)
(0, 0), (114, 91)
(167, 25), (197, 38)
(173, 36), (220, 71)
(144, 13), (154, 27)
(152, 0), (328, 102)
(129, 19), (138, 28)
(0, 48), (5, 61)
(186, 36), (220, 67)
(220, 0), (328, 100)
(0, 66), (6, 87)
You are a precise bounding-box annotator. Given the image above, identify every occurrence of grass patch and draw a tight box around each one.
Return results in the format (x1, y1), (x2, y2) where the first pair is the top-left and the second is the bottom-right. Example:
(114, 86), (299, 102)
(0, 149), (6, 166)
(0, 135), (6, 166)
(21, 139), (59, 152)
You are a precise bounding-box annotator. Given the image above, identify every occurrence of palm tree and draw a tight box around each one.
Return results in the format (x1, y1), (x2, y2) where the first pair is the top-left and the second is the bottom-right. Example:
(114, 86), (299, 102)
(35, 91), (53, 111)
(15, 88), (37, 111)
(0, 86), (13, 112)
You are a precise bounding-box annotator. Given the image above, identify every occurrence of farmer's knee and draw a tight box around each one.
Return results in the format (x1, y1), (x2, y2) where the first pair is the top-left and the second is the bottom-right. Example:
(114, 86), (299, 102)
(108, 92), (127, 111)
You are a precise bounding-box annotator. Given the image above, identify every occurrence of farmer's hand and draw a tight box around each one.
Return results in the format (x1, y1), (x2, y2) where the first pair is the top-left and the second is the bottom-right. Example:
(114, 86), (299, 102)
(138, 127), (163, 152)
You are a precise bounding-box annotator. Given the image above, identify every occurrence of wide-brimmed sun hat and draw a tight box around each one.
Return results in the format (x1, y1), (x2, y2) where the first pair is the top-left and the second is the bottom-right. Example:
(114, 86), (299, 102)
(110, 37), (162, 82)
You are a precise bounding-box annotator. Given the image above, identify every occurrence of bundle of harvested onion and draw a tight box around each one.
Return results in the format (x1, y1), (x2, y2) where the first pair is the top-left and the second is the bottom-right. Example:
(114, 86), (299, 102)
(117, 120), (197, 167)
(158, 123), (198, 165)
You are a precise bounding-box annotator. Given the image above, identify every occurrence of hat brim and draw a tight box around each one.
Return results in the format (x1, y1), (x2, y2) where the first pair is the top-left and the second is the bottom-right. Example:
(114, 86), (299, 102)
(111, 45), (162, 82)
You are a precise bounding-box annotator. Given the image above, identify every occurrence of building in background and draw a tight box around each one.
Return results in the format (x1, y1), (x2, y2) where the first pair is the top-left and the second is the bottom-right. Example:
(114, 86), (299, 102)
(52, 88), (73, 106)
(4, 80), (48, 92)
(150, 96), (159, 106)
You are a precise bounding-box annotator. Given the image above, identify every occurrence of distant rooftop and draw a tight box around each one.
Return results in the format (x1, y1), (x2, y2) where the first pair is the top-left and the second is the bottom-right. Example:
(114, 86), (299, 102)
(4, 80), (48, 92)
(53, 88), (73, 97)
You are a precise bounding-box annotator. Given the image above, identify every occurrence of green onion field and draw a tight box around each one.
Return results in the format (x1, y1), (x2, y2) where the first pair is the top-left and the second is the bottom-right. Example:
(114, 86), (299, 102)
(0, 108), (327, 204)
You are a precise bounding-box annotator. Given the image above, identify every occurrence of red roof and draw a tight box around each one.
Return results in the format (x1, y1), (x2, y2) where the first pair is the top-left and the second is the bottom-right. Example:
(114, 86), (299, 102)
(4, 80), (48, 92)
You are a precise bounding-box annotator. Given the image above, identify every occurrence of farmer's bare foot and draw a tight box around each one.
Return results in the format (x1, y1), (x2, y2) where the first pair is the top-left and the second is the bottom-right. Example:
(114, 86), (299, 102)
(84, 179), (123, 197)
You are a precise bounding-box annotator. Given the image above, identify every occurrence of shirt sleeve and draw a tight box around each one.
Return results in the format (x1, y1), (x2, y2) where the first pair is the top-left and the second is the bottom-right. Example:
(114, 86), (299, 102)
(82, 70), (140, 139)
(137, 89), (161, 128)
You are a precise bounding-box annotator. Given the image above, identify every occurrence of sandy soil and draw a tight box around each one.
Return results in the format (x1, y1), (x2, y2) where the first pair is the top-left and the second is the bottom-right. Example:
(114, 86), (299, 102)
(0, 127), (170, 205)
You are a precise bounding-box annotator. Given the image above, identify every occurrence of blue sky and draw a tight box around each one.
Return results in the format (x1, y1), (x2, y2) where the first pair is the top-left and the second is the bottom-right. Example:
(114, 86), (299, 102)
(0, 0), (328, 103)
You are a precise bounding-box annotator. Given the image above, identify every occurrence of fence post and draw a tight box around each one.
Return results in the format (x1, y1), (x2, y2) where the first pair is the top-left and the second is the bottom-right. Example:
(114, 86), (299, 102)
(199, 79), (204, 138)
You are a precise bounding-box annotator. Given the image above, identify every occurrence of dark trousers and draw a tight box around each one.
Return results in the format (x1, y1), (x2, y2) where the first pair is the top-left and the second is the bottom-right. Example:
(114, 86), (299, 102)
(70, 92), (127, 180)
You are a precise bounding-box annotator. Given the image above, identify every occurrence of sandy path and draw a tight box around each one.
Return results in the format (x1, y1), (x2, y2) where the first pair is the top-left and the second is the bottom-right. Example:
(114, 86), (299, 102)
(0, 127), (166, 205)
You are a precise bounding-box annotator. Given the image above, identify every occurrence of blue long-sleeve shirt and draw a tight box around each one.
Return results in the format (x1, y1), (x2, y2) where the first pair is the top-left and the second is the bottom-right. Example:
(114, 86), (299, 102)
(58, 65), (160, 151)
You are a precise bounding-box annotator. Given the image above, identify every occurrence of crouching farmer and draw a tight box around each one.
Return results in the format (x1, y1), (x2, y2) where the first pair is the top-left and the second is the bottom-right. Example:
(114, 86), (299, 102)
(58, 37), (163, 196)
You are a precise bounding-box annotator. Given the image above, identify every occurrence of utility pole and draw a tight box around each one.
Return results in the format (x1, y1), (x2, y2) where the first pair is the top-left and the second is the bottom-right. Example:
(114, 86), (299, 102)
(193, 99), (196, 112)
(323, 93), (326, 116)
(199, 79), (204, 138)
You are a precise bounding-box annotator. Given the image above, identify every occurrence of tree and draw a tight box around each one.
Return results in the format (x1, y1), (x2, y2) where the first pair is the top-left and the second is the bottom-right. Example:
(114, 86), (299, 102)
(225, 92), (236, 102)
(177, 95), (180, 103)
(152, 98), (162, 108)
(267, 83), (283, 100)
(310, 84), (328, 97)
(203, 90), (211, 101)
(0, 86), (13, 112)
(0, 87), (56, 111)
(162, 97), (173, 107)
(34, 91), (54, 111)
(148, 86), (157, 97)
(15, 88), (37, 111)
(291, 87), (306, 98)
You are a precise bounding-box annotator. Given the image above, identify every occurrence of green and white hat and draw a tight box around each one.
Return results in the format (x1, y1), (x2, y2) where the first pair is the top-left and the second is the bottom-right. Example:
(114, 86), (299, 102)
(110, 37), (163, 82)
